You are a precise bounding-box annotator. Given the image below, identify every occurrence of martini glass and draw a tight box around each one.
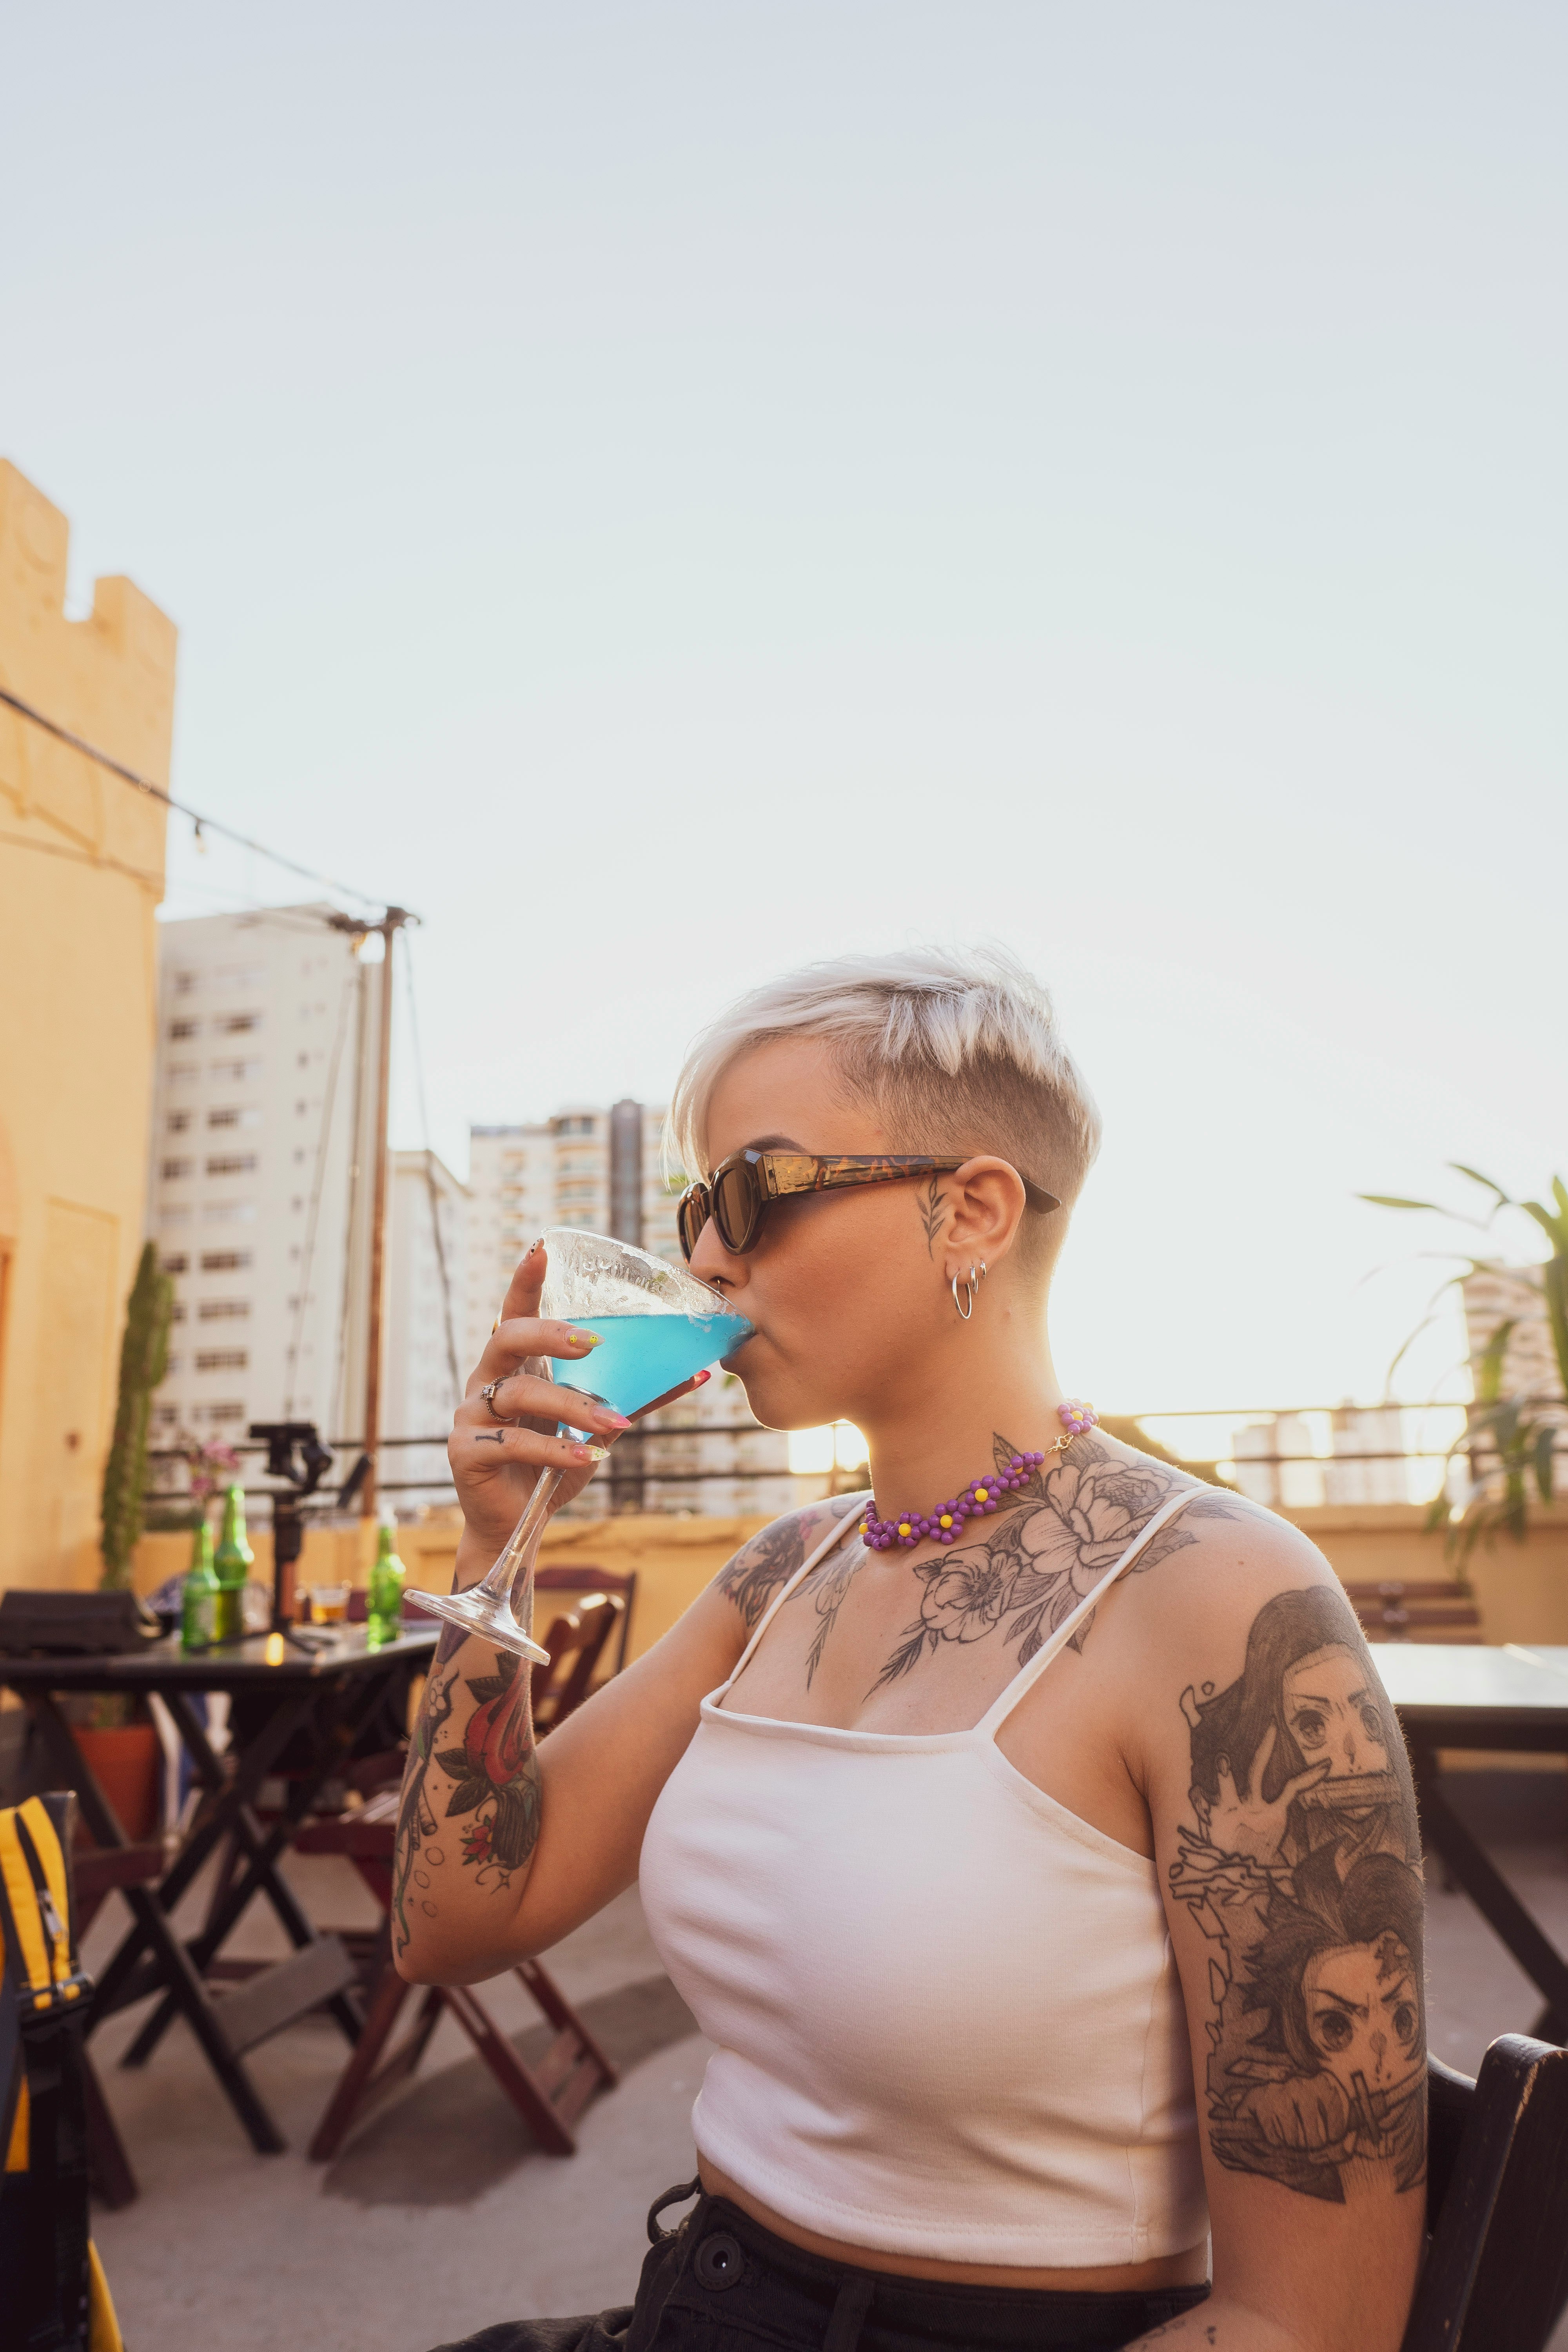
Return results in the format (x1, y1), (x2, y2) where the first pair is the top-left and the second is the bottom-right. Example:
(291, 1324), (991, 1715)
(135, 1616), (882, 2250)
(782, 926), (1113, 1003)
(417, 1227), (753, 1661)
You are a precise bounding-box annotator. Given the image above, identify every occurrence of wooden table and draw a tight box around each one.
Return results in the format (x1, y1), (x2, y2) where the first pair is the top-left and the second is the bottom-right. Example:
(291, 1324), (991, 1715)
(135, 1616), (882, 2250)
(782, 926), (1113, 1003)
(1376, 1642), (1568, 2043)
(0, 1625), (436, 2154)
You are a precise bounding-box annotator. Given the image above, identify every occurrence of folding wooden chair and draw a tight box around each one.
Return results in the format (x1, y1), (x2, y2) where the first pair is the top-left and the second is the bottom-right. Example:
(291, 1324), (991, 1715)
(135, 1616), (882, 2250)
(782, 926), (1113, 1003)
(1403, 2034), (1568, 2352)
(73, 1842), (166, 2209)
(1342, 1577), (1483, 1643)
(533, 1566), (635, 1680)
(531, 1583), (628, 1732)
(303, 1580), (631, 2163)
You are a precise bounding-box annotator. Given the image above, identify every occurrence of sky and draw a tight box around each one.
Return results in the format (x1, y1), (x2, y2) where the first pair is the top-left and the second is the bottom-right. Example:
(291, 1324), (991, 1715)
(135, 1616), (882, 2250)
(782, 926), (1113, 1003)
(5, 2), (1565, 1423)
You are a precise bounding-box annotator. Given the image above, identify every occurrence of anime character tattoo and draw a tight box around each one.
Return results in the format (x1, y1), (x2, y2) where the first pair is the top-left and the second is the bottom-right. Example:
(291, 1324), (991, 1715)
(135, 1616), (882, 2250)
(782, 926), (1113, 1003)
(1169, 1584), (1427, 2201)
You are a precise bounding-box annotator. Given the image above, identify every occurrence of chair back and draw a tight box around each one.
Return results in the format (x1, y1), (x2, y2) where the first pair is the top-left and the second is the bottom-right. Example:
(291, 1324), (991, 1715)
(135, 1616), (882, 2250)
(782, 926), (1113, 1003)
(1403, 2036), (1568, 2352)
(532, 1593), (626, 1732)
(1341, 1577), (1482, 1643)
(535, 1566), (636, 1677)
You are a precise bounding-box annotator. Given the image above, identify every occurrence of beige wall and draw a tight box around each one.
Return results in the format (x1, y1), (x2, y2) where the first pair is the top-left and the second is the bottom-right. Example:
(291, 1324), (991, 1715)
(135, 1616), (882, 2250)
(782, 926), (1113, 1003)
(1284, 1503), (1568, 1645)
(127, 1497), (1568, 1658)
(129, 1509), (770, 1664)
(0, 460), (176, 1592)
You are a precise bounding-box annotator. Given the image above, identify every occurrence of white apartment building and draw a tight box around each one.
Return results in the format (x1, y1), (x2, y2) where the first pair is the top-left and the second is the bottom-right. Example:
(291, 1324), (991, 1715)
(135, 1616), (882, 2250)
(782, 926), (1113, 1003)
(1232, 1406), (1411, 1508)
(1323, 1406), (1409, 1506)
(463, 1101), (790, 1516)
(463, 1101), (681, 1366)
(637, 1368), (794, 1519)
(147, 912), (465, 1520)
(1463, 1264), (1562, 1403)
(147, 905), (377, 1444)
(384, 1149), (468, 1508)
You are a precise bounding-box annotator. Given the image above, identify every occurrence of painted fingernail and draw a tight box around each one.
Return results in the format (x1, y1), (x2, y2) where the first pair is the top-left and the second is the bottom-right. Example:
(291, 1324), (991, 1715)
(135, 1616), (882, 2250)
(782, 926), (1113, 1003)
(693, 1368), (711, 1386)
(599, 1412), (633, 1430)
(568, 1328), (604, 1349)
(570, 1443), (610, 1463)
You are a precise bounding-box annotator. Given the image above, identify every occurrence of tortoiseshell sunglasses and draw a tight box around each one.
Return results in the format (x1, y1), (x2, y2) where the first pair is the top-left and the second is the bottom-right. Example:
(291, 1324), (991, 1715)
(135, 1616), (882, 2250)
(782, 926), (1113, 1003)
(675, 1149), (1060, 1261)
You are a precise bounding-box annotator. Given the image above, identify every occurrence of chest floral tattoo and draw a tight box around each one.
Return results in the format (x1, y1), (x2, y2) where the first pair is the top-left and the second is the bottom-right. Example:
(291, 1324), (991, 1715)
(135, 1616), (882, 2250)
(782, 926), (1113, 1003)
(715, 1492), (864, 1630)
(867, 1431), (1242, 1690)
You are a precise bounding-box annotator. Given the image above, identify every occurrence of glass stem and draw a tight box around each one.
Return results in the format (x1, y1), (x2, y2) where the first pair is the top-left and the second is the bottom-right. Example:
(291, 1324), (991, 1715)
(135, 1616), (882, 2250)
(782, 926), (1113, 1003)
(472, 1465), (564, 1636)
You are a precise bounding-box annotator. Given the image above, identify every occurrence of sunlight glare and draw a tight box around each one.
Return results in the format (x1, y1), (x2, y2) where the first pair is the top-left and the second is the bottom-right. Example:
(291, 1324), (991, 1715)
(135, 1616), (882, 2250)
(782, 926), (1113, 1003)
(788, 1422), (869, 1475)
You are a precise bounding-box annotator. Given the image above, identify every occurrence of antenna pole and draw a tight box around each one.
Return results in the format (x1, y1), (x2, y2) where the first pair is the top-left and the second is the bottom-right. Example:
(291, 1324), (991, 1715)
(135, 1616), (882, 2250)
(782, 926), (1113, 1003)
(360, 907), (411, 1519)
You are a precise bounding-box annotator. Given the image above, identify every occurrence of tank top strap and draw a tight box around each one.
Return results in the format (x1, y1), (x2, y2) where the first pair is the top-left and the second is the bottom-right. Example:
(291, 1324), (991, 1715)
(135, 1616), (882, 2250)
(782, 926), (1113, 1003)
(722, 1497), (871, 1686)
(975, 1483), (1205, 1742)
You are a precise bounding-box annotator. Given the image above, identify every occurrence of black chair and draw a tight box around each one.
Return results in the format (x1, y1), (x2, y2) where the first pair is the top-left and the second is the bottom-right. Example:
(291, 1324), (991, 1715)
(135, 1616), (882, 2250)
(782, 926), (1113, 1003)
(1404, 2035), (1568, 2352)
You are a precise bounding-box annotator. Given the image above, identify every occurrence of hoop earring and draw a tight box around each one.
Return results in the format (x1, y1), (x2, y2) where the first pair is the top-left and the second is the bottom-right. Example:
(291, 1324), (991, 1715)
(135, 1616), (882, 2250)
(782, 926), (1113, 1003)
(951, 1272), (975, 1320)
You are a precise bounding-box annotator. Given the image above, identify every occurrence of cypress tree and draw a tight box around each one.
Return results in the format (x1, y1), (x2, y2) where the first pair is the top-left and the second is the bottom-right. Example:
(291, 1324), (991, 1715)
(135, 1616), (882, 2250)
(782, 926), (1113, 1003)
(100, 1241), (174, 1589)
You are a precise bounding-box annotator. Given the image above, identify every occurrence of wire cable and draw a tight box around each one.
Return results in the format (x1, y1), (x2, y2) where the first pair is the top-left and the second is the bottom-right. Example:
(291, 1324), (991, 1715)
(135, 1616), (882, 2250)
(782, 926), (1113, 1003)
(0, 680), (394, 912)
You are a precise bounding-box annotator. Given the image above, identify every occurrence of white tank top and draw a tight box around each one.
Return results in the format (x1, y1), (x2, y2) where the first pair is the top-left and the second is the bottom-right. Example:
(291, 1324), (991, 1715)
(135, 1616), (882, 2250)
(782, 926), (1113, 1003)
(639, 1486), (1208, 2270)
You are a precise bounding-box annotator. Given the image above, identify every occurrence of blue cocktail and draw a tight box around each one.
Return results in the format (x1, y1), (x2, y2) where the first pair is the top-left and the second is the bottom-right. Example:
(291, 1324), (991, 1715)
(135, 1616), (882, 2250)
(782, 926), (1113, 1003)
(416, 1229), (753, 1661)
(552, 1310), (752, 1426)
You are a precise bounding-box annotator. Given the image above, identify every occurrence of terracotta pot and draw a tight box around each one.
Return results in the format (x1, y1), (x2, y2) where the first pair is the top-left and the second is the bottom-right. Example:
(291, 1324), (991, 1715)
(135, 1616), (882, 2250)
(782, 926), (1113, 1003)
(73, 1723), (162, 1843)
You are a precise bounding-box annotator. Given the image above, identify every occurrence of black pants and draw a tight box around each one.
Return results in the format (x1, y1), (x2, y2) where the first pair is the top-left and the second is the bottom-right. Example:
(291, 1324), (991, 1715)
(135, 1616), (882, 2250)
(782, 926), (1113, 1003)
(430, 2180), (1211, 2352)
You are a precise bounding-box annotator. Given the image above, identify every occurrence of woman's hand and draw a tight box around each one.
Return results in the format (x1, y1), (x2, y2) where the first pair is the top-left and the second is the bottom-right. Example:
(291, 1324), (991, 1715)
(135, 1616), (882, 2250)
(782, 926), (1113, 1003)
(1203, 1722), (1329, 1863)
(449, 1239), (708, 1551)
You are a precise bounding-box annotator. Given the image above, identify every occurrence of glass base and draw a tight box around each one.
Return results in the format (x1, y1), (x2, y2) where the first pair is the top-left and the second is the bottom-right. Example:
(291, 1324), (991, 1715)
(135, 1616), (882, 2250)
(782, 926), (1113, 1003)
(415, 1584), (550, 1665)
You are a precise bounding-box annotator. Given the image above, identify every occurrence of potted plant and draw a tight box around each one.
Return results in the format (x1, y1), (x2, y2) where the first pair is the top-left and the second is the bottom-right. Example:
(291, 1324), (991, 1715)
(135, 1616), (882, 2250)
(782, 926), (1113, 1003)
(1361, 1166), (1566, 1559)
(80, 1243), (174, 1839)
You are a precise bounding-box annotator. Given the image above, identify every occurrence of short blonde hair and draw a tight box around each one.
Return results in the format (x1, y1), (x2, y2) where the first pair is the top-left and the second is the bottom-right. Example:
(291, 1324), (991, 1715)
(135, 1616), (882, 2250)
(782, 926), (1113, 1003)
(667, 944), (1101, 1222)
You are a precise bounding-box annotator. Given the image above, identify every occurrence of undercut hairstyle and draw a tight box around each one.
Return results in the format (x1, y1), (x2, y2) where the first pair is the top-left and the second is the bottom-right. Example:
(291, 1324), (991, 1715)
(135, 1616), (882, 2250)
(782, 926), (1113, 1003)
(666, 945), (1102, 1252)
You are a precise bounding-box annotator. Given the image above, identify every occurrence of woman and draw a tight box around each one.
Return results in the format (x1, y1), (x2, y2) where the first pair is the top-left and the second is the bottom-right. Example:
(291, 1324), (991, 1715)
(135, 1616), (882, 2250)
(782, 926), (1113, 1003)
(400, 946), (1426, 2352)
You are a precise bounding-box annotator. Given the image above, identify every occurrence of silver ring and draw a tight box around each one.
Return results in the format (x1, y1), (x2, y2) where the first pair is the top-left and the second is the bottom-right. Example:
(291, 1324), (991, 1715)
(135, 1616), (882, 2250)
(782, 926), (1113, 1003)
(480, 1377), (513, 1420)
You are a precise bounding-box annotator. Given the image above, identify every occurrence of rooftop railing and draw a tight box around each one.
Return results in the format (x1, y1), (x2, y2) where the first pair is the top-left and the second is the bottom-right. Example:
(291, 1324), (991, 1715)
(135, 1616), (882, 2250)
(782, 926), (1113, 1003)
(142, 1397), (1552, 1512)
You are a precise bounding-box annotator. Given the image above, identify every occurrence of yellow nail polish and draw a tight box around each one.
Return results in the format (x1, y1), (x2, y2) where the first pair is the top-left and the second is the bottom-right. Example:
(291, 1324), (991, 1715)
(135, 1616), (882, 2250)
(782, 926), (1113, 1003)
(571, 1328), (604, 1348)
(581, 1444), (610, 1462)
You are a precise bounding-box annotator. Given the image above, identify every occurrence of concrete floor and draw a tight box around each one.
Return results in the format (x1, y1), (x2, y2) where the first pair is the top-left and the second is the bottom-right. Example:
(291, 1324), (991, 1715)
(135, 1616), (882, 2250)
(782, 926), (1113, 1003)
(83, 1769), (1568, 2352)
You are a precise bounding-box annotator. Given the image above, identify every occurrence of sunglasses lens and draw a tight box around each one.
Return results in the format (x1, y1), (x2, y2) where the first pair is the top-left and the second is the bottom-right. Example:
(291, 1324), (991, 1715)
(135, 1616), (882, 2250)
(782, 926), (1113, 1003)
(677, 1190), (709, 1261)
(713, 1161), (760, 1252)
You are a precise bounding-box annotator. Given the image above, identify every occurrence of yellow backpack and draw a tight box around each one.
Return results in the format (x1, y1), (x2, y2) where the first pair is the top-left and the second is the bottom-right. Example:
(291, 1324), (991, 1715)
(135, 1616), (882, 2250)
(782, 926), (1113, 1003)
(0, 1792), (123, 2352)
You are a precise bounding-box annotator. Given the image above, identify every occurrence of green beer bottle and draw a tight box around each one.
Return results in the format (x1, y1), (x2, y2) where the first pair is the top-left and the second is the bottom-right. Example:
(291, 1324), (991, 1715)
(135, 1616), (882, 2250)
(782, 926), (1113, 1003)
(213, 1482), (253, 1645)
(367, 1518), (405, 1648)
(181, 1517), (219, 1653)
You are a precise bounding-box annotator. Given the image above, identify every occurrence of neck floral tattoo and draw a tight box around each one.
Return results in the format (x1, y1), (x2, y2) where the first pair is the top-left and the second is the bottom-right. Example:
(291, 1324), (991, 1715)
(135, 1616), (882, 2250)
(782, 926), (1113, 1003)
(717, 1433), (1246, 1695)
(867, 1430), (1240, 1690)
(766, 1430), (1241, 1694)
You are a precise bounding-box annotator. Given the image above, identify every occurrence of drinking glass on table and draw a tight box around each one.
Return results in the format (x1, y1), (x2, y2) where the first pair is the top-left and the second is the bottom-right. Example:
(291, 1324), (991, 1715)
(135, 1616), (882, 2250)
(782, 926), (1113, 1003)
(308, 1583), (351, 1626)
(420, 1228), (753, 1663)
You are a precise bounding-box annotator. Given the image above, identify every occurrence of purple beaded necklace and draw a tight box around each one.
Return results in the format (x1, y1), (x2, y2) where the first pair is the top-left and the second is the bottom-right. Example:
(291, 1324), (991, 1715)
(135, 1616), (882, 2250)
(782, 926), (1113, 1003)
(858, 1399), (1099, 1552)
